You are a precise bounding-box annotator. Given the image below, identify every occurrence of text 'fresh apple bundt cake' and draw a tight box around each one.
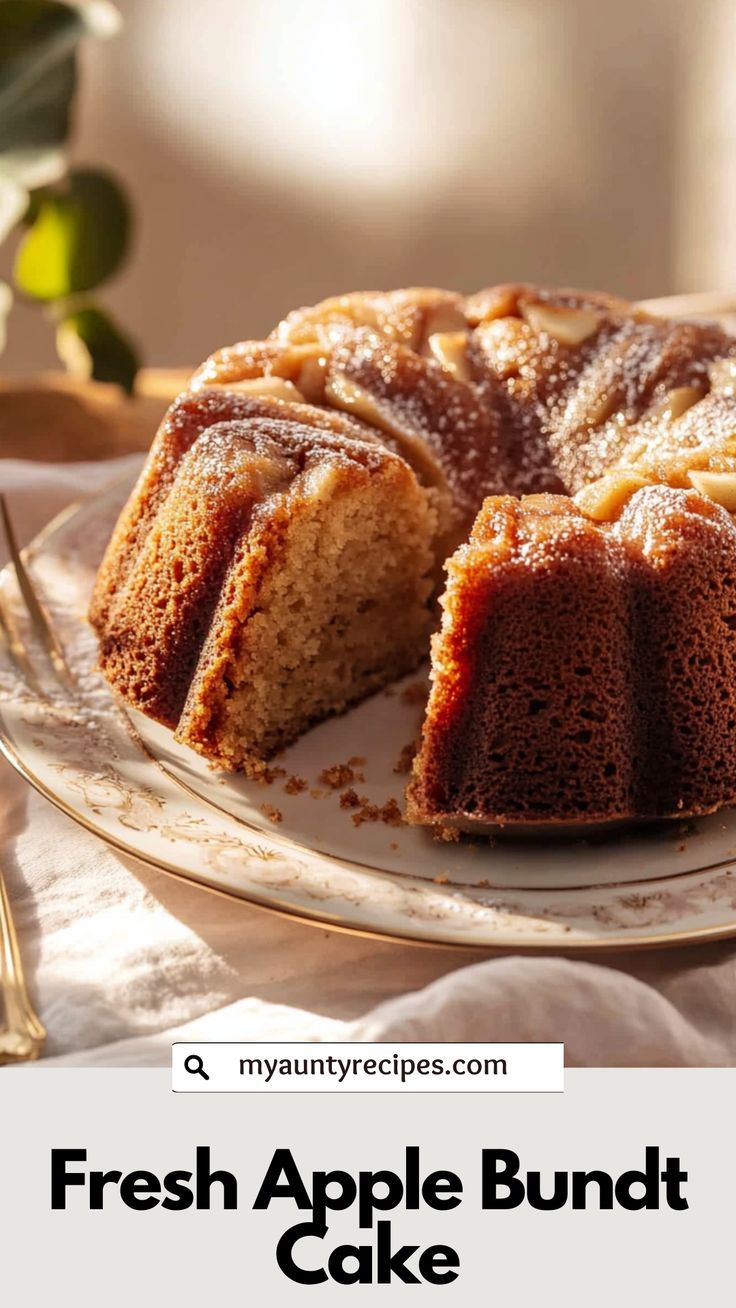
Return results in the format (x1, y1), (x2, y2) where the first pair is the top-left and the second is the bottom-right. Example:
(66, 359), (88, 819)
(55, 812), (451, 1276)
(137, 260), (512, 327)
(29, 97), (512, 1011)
(90, 284), (736, 828)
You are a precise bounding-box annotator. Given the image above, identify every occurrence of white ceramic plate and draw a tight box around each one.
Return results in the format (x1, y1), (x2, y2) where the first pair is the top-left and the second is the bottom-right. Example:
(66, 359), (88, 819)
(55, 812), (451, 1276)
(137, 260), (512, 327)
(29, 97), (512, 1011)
(3, 475), (736, 950)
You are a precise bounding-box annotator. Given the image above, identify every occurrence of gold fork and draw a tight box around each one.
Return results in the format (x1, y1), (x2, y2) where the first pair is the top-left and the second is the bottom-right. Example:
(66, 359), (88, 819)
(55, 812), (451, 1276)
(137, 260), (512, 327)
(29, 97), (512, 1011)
(0, 493), (51, 1065)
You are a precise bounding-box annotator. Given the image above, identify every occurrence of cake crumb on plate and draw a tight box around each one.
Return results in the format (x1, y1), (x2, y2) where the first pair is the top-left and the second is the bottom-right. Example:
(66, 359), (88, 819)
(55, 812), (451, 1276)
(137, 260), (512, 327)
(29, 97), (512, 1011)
(319, 762), (364, 788)
(432, 825), (460, 843)
(259, 803), (283, 824)
(393, 742), (416, 774)
(284, 774), (307, 795)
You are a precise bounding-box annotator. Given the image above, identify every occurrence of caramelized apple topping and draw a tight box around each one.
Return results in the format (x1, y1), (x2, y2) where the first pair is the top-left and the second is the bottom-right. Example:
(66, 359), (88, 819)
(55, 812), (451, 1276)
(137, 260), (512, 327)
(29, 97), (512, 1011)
(215, 376), (306, 403)
(651, 385), (705, 420)
(709, 357), (736, 393)
(574, 470), (653, 521)
(688, 470), (736, 512)
(325, 373), (392, 429)
(419, 303), (468, 346)
(464, 285), (520, 325)
(426, 331), (472, 382)
(521, 302), (603, 347)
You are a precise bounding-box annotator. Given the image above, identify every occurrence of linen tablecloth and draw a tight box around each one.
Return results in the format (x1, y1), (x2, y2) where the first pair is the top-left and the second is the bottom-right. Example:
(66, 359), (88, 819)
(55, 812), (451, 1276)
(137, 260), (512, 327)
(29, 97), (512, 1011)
(2, 457), (736, 1067)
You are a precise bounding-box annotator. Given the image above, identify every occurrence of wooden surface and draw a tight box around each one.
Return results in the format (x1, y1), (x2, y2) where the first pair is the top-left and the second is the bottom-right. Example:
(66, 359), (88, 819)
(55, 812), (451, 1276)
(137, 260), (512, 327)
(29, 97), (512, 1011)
(0, 369), (190, 462)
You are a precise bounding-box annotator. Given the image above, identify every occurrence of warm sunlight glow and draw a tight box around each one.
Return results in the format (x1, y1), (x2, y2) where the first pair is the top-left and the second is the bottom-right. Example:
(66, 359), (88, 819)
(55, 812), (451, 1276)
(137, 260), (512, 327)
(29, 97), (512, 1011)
(137, 0), (564, 206)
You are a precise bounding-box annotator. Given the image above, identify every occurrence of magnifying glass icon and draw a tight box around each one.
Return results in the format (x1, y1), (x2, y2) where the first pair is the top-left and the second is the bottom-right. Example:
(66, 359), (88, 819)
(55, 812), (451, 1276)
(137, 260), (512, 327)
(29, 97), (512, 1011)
(184, 1053), (210, 1081)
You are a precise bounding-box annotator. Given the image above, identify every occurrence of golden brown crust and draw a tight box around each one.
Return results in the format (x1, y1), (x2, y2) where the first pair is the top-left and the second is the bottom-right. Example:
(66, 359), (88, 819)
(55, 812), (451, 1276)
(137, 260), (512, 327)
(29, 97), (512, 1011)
(95, 425), (297, 726)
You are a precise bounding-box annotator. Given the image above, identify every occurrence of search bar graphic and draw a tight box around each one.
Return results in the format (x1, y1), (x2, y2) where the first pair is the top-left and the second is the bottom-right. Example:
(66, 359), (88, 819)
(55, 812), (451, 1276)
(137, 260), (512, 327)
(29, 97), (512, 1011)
(172, 1042), (564, 1093)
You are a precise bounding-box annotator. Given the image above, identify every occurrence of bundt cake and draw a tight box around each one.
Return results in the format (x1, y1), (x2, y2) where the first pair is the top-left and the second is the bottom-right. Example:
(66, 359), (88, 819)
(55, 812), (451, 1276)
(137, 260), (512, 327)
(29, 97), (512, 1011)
(90, 283), (736, 826)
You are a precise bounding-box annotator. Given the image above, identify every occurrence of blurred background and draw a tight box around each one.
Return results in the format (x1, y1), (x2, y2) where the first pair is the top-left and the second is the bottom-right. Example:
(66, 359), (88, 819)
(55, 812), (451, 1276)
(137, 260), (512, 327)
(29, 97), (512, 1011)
(2, 0), (735, 374)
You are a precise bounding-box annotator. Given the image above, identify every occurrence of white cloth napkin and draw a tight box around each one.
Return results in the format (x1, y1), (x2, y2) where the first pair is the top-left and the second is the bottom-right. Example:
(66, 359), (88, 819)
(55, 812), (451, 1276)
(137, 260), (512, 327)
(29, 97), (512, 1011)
(2, 457), (736, 1068)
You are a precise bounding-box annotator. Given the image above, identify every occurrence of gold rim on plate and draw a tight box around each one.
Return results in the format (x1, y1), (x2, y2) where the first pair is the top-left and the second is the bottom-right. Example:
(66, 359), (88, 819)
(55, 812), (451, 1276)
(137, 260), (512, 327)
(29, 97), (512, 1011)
(5, 720), (736, 954)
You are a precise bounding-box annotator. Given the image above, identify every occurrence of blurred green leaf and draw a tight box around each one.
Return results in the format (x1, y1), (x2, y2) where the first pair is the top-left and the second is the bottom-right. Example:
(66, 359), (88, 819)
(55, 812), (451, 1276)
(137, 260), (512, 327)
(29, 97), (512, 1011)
(14, 168), (131, 299)
(0, 4), (131, 371)
(0, 2), (120, 182)
(0, 280), (12, 353)
(56, 304), (139, 394)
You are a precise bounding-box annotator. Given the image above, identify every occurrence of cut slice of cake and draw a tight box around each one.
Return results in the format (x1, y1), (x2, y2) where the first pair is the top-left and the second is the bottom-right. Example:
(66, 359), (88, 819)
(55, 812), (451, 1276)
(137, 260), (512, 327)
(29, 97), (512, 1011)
(92, 416), (436, 774)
